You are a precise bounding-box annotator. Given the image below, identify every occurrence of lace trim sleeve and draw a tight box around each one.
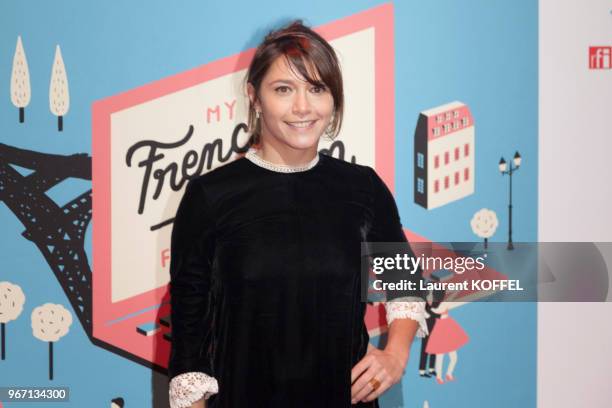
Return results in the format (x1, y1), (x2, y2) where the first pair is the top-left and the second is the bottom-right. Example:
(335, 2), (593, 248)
(169, 372), (219, 408)
(384, 297), (429, 338)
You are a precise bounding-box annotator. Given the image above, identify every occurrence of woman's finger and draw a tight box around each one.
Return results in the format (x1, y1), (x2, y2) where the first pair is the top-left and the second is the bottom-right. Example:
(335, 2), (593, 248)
(361, 377), (393, 402)
(351, 353), (374, 384)
(351, 357), (379, 394)
(351, 363), (386, 402)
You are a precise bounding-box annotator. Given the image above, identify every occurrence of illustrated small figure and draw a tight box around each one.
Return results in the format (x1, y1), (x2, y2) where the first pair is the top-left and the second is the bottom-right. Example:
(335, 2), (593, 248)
(418, 288), (442, 378)
(426, 300), (469, 384)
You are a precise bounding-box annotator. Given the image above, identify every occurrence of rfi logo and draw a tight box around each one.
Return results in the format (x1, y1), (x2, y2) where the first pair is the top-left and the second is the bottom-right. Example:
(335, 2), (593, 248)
(589, 46), (611, 69)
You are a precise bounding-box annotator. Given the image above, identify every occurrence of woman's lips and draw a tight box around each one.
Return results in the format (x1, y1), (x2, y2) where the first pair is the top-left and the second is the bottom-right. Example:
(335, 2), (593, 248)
(285, 120), (317, 131)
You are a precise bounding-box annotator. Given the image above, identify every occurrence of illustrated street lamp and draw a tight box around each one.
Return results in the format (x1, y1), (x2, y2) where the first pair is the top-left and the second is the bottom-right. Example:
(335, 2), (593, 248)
(498, 151), (522, 250)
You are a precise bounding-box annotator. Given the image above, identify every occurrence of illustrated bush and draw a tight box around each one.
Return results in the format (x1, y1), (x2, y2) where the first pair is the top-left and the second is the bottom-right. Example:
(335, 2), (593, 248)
(0, 281), (26, 360)
(31, 303), (73, 379)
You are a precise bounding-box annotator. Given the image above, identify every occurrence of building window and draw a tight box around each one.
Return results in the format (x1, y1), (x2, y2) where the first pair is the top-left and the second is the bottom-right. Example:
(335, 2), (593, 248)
(432, 127), (441, 137)
(453, 121), (459, 130)
(443, 124), (451, 133)
(434, 155), (440, 168)
(444, 152), (450, 165)
(454, 110), (460, 118)
(436, 115), (443, 123)
(464, 167), (470, 181)
(445, 112), (452, 121)
(434, 180), (439, 193)
(464, 143), (470, 157)
(444, 176), (449, 189)
(462, 116), (470, 126)
(454, 147), (460, 161)
(454, 171), (460, 185)
(417, 153), (425, 169)
(417, 178), (424, 194)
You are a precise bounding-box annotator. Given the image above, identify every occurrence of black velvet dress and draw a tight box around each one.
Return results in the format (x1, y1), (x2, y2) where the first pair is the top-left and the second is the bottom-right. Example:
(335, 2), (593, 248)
(168, 152), (423, 408)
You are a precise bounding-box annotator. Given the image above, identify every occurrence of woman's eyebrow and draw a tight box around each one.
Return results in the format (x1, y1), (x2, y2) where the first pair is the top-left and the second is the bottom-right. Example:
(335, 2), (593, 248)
(270, 78), (321, 86)
(269, 78), (298, 85)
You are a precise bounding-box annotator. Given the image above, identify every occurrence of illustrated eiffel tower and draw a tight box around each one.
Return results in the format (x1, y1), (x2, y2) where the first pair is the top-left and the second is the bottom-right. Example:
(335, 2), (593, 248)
(0, 143), (93, 336)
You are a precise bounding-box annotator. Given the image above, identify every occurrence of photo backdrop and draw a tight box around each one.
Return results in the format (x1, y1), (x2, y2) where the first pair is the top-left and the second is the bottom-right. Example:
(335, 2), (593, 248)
(0, 1), (537, 407)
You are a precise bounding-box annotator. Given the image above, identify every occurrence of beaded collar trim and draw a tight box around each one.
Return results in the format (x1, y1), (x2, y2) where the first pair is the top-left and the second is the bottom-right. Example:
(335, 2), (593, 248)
(245, 147), (320, 173)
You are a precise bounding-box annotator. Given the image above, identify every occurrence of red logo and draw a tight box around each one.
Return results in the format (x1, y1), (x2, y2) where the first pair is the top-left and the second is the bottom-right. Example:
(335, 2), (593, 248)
(589, 46), (611, 69)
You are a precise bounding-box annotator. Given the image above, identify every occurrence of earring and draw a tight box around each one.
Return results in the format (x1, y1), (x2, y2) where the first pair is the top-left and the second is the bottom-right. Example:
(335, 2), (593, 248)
(325, 114), (335, 137)
(325, 123), (333, 137)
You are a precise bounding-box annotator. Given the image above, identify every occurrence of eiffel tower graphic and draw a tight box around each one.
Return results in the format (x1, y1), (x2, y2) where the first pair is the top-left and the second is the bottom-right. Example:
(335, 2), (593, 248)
(0, 142), (93, 336)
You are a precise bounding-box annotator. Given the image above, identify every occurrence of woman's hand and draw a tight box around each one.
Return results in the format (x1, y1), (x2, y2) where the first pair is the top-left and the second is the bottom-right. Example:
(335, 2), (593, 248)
(350, 345), (408, 404)
(189, 398), (205, 408)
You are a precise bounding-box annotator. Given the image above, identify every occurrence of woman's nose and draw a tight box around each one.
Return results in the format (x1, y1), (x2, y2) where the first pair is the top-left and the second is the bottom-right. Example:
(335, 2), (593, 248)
(292, 89), (312, 115)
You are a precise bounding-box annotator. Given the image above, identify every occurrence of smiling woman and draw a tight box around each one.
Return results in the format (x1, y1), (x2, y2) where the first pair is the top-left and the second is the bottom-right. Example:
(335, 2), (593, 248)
(243, 22), (344, 166)
(167, 20), (428, 408)
(246, 55), (334, 158)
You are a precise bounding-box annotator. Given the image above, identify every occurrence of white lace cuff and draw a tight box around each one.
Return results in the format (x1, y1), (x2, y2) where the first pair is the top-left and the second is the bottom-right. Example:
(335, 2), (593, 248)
(384, 297), (429, 338)
(169, 372), (219, 408)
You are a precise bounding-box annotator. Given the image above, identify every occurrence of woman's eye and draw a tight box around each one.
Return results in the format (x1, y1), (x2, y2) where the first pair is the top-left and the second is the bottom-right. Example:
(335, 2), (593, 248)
(275, 86), (291, 94)
(311, 86), (326, 93)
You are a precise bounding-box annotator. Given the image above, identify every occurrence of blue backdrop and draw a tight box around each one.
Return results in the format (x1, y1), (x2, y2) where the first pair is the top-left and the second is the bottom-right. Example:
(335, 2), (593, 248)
(0, 1), (537, 407)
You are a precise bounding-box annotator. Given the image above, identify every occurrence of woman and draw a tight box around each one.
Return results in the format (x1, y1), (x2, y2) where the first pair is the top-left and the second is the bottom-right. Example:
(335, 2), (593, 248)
(168, 20), (428, 408)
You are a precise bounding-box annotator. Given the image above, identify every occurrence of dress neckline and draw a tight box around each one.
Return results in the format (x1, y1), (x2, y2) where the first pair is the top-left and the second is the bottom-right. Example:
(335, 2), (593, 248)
(244, 147), (320, 173)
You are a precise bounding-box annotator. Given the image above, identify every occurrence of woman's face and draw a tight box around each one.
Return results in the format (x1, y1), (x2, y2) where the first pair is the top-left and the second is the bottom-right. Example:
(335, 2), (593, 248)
(248, 55), (334, 151)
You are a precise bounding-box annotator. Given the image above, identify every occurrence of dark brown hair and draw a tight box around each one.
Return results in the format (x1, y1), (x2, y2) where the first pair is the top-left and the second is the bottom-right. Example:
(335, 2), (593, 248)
(244, 20), (344, 146)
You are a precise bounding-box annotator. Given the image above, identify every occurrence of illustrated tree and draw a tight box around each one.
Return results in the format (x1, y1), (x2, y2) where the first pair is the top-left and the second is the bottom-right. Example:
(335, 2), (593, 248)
(0, 281), (26, 360)
(49, 45), (70, 131)
(31, 303), (73, 380)
(470, 208), (499, 249)
(10, 35), (31, 123)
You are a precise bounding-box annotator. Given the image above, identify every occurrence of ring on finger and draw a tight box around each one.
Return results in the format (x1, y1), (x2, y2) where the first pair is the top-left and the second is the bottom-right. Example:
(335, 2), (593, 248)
(368, 377), (381, 392)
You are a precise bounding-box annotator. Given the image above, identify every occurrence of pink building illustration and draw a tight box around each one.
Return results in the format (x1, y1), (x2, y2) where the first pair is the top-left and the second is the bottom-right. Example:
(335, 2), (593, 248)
(414, 101), (475, 209)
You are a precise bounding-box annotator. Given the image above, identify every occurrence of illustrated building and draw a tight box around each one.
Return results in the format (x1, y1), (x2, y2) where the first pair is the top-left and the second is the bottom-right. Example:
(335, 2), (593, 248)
(414, 101), (475, 209)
